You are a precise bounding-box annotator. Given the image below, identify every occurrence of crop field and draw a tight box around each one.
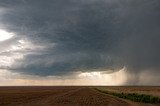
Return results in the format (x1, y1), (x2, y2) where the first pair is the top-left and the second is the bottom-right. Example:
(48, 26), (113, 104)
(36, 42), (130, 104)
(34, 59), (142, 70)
(94, 87), (160, 104)
(0, 86), (159, 106)
(95, 86), (160, 97)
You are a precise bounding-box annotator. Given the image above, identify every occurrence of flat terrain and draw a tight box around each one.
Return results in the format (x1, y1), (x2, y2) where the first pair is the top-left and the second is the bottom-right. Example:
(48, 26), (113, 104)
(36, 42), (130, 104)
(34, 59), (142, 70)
(0, 86), (159, 106)
(96, 86), (160, 97)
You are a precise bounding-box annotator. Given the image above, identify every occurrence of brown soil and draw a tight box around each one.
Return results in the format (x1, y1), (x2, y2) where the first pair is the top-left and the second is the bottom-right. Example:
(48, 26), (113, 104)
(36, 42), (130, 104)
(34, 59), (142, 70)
(0, 86), (159, 106)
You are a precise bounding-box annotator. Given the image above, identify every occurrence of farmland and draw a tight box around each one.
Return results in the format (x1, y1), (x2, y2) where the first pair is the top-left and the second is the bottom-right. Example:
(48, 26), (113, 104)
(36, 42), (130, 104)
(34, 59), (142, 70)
(0, 86), (159, 106)
(94, 87), (160, 104)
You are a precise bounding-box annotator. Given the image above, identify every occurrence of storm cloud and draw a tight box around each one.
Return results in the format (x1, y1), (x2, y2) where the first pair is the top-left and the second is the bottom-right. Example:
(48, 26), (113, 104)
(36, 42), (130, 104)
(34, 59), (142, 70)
(0, 0), (160, 84)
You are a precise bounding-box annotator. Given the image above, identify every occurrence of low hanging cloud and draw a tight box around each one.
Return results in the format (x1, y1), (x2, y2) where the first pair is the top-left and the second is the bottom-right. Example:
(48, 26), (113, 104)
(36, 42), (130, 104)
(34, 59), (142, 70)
(0, 0), (160, 84)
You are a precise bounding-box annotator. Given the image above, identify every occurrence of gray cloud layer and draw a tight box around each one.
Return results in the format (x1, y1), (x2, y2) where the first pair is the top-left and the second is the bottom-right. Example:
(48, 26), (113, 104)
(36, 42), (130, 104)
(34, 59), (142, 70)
(0, 0), (160, 82)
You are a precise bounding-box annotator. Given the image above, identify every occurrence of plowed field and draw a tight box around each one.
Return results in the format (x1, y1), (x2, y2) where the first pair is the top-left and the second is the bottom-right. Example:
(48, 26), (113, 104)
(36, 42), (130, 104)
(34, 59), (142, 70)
(0, 86), (159, 106)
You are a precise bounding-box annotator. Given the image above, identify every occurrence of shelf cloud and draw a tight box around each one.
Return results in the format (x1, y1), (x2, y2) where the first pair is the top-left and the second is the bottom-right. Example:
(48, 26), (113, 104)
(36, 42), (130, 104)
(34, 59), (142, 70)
(0, 0), (160, 84)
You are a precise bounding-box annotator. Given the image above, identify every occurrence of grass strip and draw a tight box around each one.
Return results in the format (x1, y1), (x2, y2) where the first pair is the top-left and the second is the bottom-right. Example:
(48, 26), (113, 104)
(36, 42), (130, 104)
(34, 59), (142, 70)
(95, 88), (160, 104)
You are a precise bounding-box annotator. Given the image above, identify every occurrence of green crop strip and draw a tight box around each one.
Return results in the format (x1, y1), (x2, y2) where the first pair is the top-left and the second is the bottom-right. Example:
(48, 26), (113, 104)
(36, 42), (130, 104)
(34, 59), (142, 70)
(95, 88), (160, 104)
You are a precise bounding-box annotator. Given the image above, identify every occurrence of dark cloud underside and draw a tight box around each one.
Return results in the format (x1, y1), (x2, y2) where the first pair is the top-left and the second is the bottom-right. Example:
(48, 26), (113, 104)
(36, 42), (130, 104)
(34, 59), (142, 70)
(0, 0), (160, 81)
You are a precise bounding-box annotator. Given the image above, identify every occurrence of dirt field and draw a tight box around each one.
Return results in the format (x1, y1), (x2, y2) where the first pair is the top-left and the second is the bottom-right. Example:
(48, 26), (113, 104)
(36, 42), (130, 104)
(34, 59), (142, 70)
(0, 86), (159, 106)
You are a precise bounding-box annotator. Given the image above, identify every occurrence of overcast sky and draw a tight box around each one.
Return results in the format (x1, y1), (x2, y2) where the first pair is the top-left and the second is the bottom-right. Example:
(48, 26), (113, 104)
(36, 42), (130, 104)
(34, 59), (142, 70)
(0, 0), (160, 85)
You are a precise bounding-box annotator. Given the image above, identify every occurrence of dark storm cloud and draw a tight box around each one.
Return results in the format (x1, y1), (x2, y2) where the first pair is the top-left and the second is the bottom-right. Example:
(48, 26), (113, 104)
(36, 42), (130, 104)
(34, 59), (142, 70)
(0, 0), (160, 80)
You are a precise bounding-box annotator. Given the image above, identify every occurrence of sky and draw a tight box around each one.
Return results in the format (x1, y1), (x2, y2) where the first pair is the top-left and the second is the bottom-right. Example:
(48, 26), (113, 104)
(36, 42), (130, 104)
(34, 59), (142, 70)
(0, 0), (160, 85)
